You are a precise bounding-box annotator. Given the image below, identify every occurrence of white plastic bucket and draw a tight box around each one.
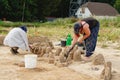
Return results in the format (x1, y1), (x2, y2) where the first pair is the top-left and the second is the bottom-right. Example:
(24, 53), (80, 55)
(24, 54), (37, 68)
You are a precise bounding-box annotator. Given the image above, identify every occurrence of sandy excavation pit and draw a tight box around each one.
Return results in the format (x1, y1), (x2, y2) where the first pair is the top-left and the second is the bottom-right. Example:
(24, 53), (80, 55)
(0, 36), (120, 80)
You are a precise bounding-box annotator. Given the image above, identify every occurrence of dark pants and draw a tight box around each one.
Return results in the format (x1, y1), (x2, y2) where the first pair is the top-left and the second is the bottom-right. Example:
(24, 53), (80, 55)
(84, 22), (100, 57)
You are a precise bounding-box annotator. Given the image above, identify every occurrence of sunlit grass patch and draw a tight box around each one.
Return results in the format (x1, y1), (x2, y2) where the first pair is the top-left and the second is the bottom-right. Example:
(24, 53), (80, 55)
(98, 27), (120, 42)
(28, 26), (73, 40)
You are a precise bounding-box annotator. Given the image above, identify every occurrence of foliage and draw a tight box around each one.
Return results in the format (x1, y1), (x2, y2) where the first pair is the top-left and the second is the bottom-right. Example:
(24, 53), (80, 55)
(34, 0), (62, 21)
(0, 17), (120, 42)
(51, 0), (70, 17)
(28, 17), (120, 43)
(99, 17), (120, 28)
(0, 0), (61, 22)
(114, 0), (120, 13)
(0, 0), (119, 21)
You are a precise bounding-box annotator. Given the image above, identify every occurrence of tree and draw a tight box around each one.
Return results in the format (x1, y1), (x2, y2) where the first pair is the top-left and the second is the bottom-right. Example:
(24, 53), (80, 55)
(114, 0), (120, 13)
(0, 0), (118, 21)
(0, 0), (37, 21)
(35, 0), (61, 21)
(0, 0), (11, 20)
(22, 0), (37, 22)
(50, 0), (70, 17)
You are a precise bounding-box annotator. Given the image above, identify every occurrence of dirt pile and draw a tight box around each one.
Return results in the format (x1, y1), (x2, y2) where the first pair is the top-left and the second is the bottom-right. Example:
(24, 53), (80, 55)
(92, 54), (105, 65)
(0, 35), (5, 45)
(91, 54), (112, 80)
(29, 37), (84, 67)
(100, 61), (112, 80)
(0, 36), (116, 80)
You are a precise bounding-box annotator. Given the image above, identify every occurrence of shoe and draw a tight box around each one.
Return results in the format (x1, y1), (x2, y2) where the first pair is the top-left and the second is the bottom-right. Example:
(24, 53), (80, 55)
(13, 47), (19, 54)
(10, 48), (19, 54)
(10, 48), (16, 54)
(14, 50), (19, 54)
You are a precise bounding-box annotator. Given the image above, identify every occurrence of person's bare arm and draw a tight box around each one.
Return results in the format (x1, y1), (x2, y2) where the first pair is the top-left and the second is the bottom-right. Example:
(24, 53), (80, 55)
(72, 34), (80, 45)
(79, 23), (91, 43)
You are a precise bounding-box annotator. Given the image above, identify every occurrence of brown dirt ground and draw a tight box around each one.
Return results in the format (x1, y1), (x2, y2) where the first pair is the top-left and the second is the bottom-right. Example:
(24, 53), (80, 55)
(0, 46), (97, 80)
(0, 36), (120, 80)
(0, 44), (120, 80)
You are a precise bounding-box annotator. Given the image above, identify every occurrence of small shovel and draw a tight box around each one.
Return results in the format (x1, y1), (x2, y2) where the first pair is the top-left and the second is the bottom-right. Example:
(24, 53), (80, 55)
(64, 42), (85, 59)
(64, 42), (78, 59)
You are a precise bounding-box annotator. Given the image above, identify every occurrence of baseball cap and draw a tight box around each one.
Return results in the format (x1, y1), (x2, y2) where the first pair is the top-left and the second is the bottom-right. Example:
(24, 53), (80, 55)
(74, 23), (82, 34)
(20, 26), (27, 32)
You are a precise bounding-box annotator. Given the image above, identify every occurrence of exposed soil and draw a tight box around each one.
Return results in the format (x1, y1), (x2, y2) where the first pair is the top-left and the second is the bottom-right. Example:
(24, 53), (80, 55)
(0, 36), (120, 80)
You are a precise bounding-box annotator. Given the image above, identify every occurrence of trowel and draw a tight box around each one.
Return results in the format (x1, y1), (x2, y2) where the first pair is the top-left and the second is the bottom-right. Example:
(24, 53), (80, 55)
(64, 42), (85, 59)
(64, 42), (78, 59)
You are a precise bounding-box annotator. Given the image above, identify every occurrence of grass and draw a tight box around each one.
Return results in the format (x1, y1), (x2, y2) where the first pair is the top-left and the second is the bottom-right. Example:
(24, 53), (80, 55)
(28, 25), (73, 41)
(98, 27), (120, 42)
(0, 17), (120, 47)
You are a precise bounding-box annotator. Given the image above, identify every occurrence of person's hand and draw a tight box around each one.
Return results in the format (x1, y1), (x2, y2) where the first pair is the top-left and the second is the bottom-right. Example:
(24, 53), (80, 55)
(79, 39), (83, 44)
(29, 45), (32, 49)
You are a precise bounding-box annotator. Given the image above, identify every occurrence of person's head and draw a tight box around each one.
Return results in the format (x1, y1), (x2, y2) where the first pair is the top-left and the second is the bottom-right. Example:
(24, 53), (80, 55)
(74, 23), (82, 35)
(20, 26), (27, 32)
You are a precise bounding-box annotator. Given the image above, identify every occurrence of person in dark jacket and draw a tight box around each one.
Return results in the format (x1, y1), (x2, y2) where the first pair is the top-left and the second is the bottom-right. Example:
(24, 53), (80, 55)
(72, 17), (100, 61)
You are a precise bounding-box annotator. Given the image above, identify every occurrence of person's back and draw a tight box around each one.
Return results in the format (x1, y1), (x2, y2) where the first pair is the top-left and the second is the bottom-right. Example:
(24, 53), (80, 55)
(4, 27), (25, 46)
(81, 17), (98, 29)
(3, 26), (30, 54)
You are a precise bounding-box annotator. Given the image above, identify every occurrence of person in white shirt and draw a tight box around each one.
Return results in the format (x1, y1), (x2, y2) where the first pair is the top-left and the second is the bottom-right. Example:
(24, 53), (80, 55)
(3, 26), (30, 54)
